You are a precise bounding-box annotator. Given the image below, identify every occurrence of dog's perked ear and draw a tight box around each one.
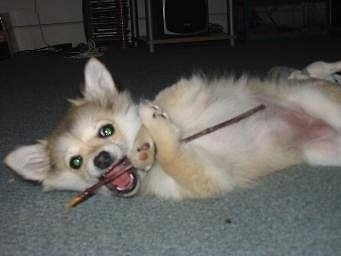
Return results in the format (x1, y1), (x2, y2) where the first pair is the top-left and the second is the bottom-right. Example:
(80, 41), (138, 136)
(4, 142), (50, 182)
(83, 58), (119, 106)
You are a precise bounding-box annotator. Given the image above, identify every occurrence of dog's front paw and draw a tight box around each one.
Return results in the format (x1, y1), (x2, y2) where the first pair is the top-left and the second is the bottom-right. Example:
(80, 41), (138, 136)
(136, 142), (154, 167)
(131, 141), (155, 170)
(139, 101), (168, 123)
(140, 101), (180, 137)
(129, 127), (155, 171)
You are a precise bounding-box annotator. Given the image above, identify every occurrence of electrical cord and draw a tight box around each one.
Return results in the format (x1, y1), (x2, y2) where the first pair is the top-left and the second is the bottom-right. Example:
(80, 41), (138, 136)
(29, 1), (102, 59)
(65, 39), (103, 59)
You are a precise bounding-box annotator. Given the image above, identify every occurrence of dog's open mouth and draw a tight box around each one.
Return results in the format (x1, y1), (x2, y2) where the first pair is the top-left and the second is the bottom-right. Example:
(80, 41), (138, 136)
(100, 157), (139, 196)
(67, 157), (140, 208)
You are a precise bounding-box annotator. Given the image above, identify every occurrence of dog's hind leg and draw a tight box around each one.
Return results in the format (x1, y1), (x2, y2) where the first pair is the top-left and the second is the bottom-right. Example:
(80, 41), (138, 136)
(302, 135), (341, 166)
(272, 81), (341, 130)
(289, 60), (341, 81)
(265, 80), (341, 167)
(304, 60), (341, 79)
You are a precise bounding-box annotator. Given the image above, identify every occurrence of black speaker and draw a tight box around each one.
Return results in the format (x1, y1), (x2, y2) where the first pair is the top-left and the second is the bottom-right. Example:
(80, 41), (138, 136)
(150, 0), (208, 38)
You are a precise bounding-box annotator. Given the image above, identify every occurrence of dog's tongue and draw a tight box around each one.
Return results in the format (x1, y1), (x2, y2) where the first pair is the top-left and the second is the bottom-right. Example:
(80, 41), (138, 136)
(112, 171), (132, 188)
(101, 157), (137, 194)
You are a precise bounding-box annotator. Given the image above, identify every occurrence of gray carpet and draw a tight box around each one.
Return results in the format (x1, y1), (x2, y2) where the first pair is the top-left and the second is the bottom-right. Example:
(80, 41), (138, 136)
(1, 38), (341, 256)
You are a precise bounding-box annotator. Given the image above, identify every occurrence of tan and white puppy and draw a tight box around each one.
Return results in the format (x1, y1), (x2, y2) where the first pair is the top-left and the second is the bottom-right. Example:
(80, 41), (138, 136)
(4, 59), (341, 200)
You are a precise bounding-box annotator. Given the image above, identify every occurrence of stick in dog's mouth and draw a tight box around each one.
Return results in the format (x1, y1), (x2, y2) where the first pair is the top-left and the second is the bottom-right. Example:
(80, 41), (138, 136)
(66, 157), (137, 208)
(67, 104), (266, 208)
(101, 158), (137, 194)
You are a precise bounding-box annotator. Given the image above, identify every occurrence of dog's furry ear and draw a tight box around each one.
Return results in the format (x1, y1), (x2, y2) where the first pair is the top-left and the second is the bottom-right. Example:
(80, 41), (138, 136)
(4, 143), (50, 182)
(83, 58), (119, 105)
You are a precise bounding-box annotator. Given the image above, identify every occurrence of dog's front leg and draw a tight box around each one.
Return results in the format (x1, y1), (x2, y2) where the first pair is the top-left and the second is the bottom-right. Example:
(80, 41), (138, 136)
(139, 102), (222, 197)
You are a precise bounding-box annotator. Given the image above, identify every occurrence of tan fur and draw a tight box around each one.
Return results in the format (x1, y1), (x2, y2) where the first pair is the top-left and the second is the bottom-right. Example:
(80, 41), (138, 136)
(4, 58), (341, 200)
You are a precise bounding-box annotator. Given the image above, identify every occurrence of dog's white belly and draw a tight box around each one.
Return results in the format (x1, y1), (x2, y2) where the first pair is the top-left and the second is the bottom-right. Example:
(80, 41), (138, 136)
(189, 115), (283, 166)
(178, 96), (277, 162)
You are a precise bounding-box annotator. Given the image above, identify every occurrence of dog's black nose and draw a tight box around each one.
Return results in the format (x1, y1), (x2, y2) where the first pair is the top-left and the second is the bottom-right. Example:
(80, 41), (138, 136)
(94, 151), (114, 169)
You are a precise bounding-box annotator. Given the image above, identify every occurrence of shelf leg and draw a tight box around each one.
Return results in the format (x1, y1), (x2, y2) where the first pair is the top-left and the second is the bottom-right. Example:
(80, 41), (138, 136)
(228, 0), (235, 46)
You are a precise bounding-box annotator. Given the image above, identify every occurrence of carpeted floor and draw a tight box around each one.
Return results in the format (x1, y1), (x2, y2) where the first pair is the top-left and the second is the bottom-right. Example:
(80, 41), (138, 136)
(1, 37), (341, 256)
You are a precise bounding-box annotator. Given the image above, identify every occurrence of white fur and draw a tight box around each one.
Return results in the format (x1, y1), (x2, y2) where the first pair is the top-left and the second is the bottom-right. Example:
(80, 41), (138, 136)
(4, 58), (341, 200)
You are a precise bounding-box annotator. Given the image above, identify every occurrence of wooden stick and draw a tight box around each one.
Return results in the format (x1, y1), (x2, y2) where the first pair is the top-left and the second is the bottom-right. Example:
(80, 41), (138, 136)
(181, 104), (266, 143)
(66, 157), (132, 208)
(66, 104), (266, 208)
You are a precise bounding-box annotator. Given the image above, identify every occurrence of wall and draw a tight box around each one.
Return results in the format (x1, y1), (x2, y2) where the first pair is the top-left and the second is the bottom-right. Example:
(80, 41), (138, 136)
(0, 0), (85, 51)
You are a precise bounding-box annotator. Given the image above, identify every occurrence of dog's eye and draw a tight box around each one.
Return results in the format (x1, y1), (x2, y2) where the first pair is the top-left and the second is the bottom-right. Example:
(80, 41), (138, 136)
(98, 124), (114, 138)
(70, 155), (83, 169)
